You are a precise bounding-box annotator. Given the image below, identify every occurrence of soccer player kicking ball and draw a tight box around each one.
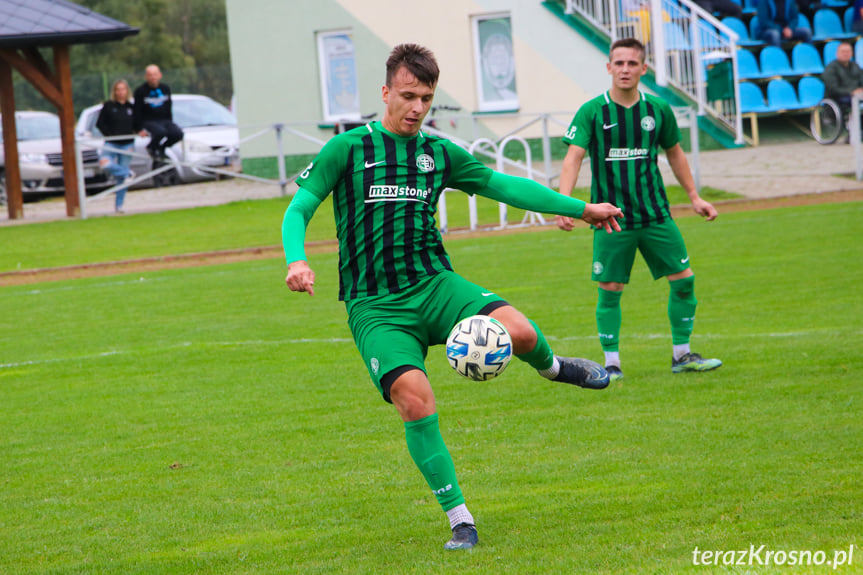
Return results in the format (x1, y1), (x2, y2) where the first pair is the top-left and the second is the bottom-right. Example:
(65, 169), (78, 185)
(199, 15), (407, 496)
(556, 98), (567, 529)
(556, 38), (722, 382)
(283, 44), (622, 550)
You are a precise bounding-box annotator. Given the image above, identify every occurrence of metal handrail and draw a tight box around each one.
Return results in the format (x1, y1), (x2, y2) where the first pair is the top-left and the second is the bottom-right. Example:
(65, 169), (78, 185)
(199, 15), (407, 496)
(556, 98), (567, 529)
(563, 0), (743, 143)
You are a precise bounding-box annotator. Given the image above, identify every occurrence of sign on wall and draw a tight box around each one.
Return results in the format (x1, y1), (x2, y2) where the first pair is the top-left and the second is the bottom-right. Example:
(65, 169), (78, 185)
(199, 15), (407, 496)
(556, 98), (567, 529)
(317, 30), (361, 122)
(472, 14), (518, 112)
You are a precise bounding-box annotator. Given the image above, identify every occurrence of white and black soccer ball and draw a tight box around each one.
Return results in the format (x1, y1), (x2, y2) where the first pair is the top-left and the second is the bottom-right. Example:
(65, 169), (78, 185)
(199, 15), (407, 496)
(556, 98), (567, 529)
(446, 315), (513, 381)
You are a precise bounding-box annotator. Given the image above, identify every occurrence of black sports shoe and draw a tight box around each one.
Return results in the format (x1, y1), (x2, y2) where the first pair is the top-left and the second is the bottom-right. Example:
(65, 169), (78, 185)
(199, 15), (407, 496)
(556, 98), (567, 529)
(552, 356), (610, 389)
(444, 523), (478, 550)
(606, 365), (624, 382)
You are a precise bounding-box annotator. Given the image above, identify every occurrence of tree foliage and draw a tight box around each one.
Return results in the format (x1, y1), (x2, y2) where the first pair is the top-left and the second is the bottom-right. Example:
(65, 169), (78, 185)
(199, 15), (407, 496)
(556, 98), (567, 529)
(12, 0), (232, 115)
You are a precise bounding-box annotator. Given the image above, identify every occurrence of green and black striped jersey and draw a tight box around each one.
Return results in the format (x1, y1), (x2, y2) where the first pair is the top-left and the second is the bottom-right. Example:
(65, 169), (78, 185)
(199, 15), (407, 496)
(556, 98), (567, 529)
(297, 121), (492, 301)
(563, 90), (680, 230)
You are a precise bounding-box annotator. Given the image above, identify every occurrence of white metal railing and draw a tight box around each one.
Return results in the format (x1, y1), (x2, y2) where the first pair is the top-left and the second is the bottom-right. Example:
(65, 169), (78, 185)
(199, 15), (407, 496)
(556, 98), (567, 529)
(564, 0), (743, 143)
(71, 109), (701, 228)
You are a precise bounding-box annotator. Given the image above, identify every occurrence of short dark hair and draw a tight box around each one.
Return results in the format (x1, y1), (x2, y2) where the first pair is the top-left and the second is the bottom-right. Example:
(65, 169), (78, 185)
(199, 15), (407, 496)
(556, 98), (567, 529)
(839, 40), (854, 50)
(609, 38), (646, 63)
(386, 43), (440, 87)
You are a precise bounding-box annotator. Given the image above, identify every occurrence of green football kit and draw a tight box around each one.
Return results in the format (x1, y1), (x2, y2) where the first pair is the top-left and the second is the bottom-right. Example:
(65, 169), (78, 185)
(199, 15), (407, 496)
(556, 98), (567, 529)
(282, 120), (588, 514)
(563, 90), (697, 355)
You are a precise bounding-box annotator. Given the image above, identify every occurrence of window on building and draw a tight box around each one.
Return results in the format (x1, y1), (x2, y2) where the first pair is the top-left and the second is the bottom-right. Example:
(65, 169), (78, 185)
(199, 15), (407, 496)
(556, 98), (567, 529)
(472, 14), (518, 112)
(316, 30), (361, 122)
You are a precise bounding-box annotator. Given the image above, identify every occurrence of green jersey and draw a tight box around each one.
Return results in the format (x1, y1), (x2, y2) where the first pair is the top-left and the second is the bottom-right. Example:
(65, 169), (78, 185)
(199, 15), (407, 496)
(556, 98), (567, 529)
(563, 90), (680, 230)
(297, 121), (492, 301)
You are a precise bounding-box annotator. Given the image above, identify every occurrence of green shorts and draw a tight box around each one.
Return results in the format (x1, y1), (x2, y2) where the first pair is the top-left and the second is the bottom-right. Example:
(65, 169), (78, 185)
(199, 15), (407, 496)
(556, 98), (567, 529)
(591, 220), (690, 283)
(345, 271), (508, 403)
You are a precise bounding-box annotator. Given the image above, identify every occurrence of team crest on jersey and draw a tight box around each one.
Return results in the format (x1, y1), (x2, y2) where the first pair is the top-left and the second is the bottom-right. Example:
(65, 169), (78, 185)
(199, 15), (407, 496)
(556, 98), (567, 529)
(371, 358), (380, 375)
(593, 261), (604, 275)
(565, 126), (577, 139)
(641, 116), (656, 131)
(416, 154), (435, 172)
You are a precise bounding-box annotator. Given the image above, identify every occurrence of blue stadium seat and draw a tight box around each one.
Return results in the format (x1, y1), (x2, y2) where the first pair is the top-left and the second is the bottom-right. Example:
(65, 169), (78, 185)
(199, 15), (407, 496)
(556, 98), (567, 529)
(797, 13), (813, 34)
(821, 0), (849, 7)
(823, 40), (841, 64)
(844, 6), (855, 33)
(737, 48), (764, 79)
(792, 43), (825, 74)
(760, 45), (794, 77)
(722, 16), (764, 46)
(797, 76), (826, 107)
(857, 38), (863, 66)
(739, 82), (770, 112)
(766, 78), (805, 110)
(663, 22), (691, 50)
(749, 15), (762, 40)
(743, 0), (758, 14)
(813, 8), (857, 41)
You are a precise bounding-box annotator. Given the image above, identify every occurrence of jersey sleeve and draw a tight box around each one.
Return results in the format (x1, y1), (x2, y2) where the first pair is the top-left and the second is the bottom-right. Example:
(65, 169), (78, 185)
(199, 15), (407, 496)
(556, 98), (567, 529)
(283, 135), (349, 265)
(478, 172), (586, 218)
(295, 135), (350, 200)
(282, 187), (324, 265)
(562, 104), (594, 149)
(658, 102), (682, 150)
(442, 141), (494, 195)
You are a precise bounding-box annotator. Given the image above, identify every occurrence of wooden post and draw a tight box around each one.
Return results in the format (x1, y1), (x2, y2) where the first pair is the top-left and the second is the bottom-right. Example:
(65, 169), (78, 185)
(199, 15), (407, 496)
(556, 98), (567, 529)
(0, 57), (23, 220)
(53, 44), (79, 217)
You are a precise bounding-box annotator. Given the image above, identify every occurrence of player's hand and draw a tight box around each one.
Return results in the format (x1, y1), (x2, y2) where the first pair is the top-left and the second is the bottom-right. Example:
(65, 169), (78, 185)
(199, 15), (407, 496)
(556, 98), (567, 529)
(555, 215), (577, 232)
(692, 197), (718, 221)
(581, 202), (623, 233)
(286, 260), (316, 296)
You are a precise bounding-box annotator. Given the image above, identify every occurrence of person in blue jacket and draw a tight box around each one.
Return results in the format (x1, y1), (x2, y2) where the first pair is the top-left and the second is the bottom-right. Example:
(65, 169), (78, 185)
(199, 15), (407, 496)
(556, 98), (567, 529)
(756, 0), (812, 46)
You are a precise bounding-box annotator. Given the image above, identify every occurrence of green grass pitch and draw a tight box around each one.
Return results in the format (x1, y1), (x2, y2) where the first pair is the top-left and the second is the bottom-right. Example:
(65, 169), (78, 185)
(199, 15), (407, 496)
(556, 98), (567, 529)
(0, 200), (861, 574)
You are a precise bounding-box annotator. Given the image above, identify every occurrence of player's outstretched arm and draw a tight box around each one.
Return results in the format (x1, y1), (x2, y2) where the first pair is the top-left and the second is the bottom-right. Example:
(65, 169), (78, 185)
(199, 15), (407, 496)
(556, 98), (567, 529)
(477, 171), (622, 231)
(665, 144), (718, 221)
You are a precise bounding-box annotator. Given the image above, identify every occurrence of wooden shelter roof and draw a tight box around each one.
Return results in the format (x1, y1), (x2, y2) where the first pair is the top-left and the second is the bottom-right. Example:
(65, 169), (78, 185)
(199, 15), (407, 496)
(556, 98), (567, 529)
(0, 0), (137, 48)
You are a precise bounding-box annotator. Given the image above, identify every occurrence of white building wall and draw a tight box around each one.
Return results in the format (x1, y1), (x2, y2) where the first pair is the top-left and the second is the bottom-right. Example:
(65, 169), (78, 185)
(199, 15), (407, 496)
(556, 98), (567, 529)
(226, 0), (612, 162)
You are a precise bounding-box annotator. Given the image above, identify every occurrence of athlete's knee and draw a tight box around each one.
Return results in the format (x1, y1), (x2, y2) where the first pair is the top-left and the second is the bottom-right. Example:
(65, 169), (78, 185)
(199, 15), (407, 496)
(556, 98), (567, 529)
(599, 281), (625, 292)
(388, 368), (436, 422)
(489, 306), (536, 354)
(669, 273), (696, 296)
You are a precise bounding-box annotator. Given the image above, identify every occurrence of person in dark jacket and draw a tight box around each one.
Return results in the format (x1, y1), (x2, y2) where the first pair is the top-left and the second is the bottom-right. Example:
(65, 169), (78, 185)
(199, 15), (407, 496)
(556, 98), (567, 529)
(756, 0), (812, 46)
(133, 65), (183, 160)
(96, 79), (135, 212)
(823, 41), (863, 103)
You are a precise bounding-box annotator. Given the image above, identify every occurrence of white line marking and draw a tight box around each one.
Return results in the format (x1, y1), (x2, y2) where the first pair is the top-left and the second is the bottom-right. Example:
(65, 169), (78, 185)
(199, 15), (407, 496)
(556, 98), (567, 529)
(3, 331), (858, 370)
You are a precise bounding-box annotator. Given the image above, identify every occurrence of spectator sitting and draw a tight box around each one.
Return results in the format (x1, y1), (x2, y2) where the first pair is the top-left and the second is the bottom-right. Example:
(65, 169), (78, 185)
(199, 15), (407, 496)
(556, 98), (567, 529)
(823, 40), (863, 106)
(756, 0), (812, 46)
(133, 64), (183, 162)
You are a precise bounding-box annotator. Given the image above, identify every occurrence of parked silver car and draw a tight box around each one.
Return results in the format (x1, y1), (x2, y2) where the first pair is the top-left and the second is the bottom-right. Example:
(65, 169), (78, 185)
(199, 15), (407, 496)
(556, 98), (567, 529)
(75, 94), (240, 187)
(0, 111), (109, 204)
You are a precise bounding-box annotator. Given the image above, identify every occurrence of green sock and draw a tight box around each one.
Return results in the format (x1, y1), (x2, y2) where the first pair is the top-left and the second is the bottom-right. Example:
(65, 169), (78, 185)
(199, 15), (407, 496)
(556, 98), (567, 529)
(515, 319), (554, 371)
(668, 275), (697, 345)
(404, 413), (464, 512)
(596, 288), (622, 352)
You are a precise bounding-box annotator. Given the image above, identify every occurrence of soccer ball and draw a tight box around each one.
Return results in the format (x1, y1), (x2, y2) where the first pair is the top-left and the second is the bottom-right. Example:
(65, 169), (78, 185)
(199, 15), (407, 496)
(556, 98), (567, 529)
(446, 315), (513, 381)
